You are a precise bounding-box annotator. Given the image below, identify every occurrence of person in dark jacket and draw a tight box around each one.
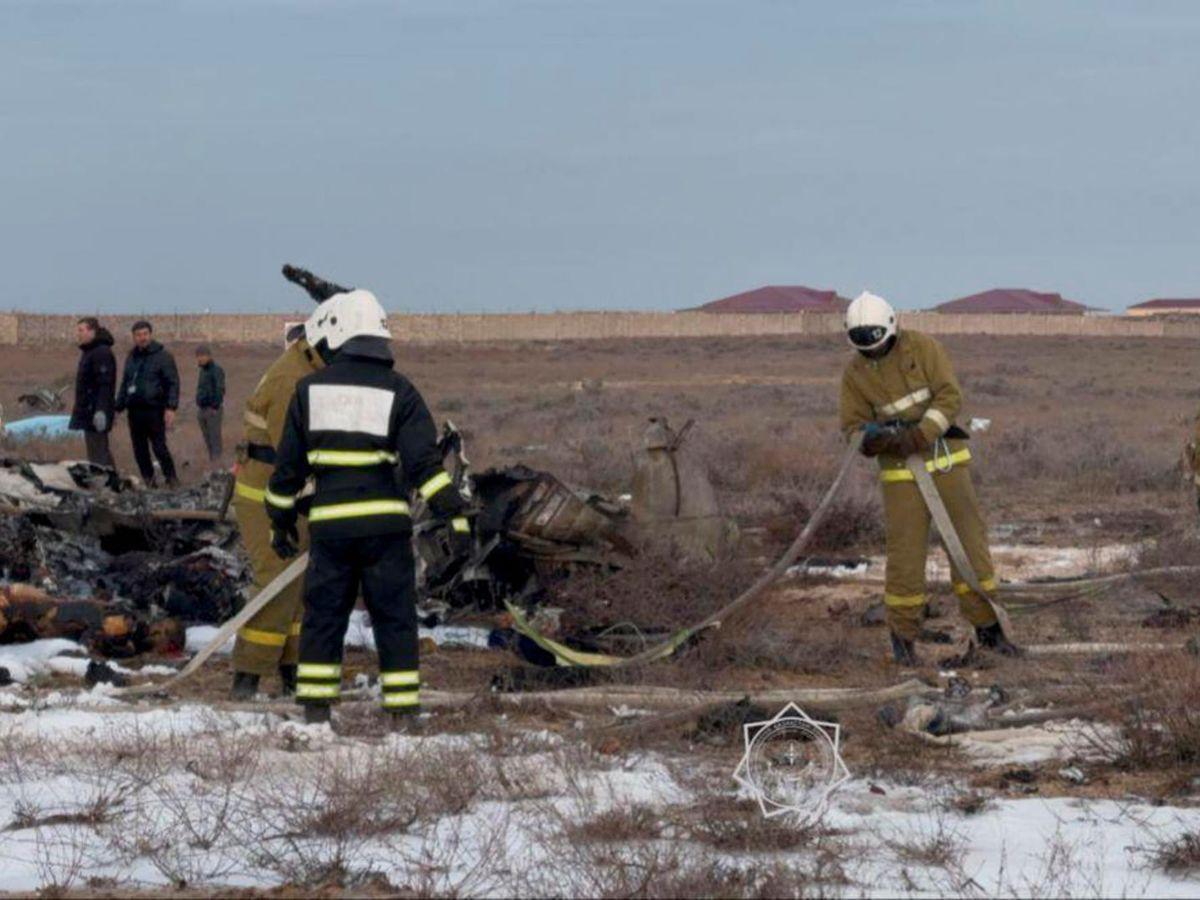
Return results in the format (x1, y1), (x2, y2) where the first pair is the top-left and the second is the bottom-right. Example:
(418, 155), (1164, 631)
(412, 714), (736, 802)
(115, 320), (180, 487)
(265, 290), (469, 725)
(69, 317), (118, 469)
(194, 345), (226, 466)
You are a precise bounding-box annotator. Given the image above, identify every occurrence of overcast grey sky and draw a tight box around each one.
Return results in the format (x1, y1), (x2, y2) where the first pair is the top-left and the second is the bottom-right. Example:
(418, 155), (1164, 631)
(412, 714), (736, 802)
(1, 1), (1197, 313)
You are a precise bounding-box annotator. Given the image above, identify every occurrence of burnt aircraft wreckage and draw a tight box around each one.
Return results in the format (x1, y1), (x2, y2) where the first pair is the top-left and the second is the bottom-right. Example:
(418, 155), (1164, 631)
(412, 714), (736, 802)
(0, 417), (732, 677)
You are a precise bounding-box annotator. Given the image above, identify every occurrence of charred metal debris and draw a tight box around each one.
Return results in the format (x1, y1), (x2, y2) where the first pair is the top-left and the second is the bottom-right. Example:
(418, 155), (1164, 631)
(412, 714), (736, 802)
(0, 417), (733, 668)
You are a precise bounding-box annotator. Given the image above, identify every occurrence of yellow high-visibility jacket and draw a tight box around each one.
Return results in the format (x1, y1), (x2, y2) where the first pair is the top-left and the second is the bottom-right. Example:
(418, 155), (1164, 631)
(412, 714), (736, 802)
(235, 338), (324, 499)
(839, 329), (968, 482)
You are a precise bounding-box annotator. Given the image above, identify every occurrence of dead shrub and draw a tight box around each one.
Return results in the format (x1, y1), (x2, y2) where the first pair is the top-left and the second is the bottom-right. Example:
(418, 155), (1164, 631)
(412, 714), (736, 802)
(693, 613), (861, 676)
(1085, 655), (1200, 771)
(977, 420), (1178, 497)
(885, 812), (967, 869)
(940, 789), (993, 817)
(567, 804), (664, 843)
(1147, 831), (1200, 875)
(679, 797), (828, 853)
(550, 543), (757, 638)
(761, 474), (884, 554)
(644, 857), (846, 899)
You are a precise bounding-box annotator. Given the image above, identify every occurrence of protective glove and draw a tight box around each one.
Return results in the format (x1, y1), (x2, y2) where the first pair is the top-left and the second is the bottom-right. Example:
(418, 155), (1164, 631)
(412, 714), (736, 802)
(271, 521), (300, 560)
(92, 411), (108, 432)
(886, 424), (931, 459)
(446, 516), (473, 560)
(860, 422), (893, 458)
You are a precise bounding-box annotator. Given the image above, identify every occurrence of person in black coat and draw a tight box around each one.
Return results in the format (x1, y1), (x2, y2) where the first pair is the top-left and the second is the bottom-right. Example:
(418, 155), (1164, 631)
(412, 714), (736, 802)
(115, 320), (180, 487)
(69, 317), (118, 469)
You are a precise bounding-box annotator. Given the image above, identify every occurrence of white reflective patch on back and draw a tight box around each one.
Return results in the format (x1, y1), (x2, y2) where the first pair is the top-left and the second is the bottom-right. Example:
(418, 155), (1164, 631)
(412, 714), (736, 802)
(308, 384), (394, 437)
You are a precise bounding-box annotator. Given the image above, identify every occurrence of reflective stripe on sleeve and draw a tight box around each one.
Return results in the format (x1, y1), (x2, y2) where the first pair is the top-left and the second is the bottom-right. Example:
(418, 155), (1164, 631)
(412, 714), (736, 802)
(289, 621), (302, 637)
(235, 482), (266, 503)
(380, 670), (420, 688)
(306, 449), (398, 467)
(884, 593), (926, 608)
(265, 488), (296, 509)
(309, 499), (411, 522)
(418, 471), (453, 500)
(238, 626), (287, 647)
(922, 408), (950, 434)
(880, 449), (972, 482)
(451, 516), (470, 533)
(243, 410), (269, 431)
(878, 387), (932, 417)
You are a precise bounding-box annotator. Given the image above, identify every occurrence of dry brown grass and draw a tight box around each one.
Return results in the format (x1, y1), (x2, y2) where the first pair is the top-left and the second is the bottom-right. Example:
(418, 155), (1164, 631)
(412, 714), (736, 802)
(1092, 655), (1200, 772)
(2, 333), (1192, 533)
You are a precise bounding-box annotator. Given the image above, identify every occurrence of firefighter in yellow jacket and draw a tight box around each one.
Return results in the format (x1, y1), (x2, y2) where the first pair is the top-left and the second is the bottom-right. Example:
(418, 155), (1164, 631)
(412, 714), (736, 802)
(838, 291), (1019, 664)
(228, 265), (346, 699)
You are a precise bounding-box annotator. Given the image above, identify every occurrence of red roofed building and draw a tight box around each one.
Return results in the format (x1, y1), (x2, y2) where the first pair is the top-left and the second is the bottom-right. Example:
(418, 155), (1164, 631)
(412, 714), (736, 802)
(690, 285), (850, 314)
(930, 288), (1089, 315)
(1127, 298), (1200, 317)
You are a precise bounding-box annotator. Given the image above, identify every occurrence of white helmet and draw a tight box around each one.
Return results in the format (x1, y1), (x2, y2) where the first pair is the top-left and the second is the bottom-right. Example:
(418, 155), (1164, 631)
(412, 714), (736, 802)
(304, 289), (391, 352)
(844, 291), (897, 351)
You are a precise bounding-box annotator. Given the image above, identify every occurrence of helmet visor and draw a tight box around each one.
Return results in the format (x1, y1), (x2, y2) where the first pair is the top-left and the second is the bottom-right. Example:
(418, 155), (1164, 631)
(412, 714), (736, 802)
(848, 324), (889, 349)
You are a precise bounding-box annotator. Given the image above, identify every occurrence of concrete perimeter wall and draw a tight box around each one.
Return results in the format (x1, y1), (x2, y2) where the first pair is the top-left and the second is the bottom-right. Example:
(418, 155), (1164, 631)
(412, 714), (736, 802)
(2, 310), (1198, 346)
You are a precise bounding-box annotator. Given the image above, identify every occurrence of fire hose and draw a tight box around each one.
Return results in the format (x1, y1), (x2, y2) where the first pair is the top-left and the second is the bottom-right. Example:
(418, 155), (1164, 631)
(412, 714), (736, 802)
(506, 430), (870, 667)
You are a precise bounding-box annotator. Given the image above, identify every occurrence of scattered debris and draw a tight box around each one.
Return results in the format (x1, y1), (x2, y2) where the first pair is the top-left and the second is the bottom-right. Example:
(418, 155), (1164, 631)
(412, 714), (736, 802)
(17, 379), (71, 413)
(0, 460), (247, 658)
(1058, 765), (1087, 784)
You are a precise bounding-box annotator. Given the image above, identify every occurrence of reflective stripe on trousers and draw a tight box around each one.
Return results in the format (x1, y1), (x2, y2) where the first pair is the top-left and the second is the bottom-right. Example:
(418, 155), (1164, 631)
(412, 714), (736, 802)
(380, 669), (420, 708)
(235, 481), (266, 503)
(880, 448), (972, 482)
(296, 662), (342, 701)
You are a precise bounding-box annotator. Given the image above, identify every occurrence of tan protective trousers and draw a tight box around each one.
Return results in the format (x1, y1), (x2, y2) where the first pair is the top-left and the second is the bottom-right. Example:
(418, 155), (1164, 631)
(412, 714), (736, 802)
(881, 464), (998, 640)
(231, 492), (308, 676)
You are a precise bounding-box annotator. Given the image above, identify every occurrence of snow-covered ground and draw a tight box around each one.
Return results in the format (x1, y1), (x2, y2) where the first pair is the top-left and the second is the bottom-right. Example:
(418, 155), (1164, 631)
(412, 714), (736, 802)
(0, 691), (1197, 896)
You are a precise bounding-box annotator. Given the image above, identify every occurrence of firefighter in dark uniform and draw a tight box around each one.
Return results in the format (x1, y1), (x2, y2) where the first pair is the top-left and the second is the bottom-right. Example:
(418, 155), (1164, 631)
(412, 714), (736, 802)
(264, 289), (469, 724)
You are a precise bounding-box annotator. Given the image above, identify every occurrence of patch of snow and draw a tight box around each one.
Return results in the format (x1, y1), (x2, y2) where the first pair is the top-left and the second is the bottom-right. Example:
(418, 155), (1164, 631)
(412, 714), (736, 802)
(0, 639), (85, 683)
(0, 698), (1196, 896)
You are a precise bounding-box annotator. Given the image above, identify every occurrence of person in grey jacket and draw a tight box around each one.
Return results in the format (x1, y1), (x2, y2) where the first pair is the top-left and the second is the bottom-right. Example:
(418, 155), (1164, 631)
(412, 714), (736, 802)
(115, 320), (180, 487)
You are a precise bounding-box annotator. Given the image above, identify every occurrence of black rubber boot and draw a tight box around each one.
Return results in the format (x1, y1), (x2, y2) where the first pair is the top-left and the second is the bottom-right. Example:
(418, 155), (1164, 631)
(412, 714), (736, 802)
(890, 632), (920, 666)
(975, 623), (1023, 657)
(230, 671), (260, 700)
(304, 703), (332, 725)
(278, 664), (297, 696)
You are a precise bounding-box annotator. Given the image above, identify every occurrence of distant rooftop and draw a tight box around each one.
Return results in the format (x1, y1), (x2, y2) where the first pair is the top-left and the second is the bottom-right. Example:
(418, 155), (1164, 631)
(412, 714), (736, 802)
(930, 288), (1089, 315)
(1128, 298), (1200, 310)
(689, 285), (850, 314)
